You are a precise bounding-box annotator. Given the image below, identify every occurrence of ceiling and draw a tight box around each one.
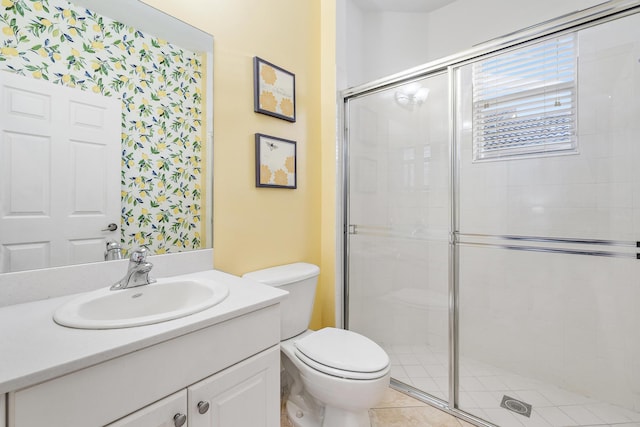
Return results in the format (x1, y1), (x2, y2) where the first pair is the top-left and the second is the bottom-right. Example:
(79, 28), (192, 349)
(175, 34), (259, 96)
(350, 0), (457, 13)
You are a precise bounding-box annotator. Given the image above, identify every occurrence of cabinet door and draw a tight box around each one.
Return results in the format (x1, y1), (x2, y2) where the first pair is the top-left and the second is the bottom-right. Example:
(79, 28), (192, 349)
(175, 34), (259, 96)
(106, 390), (187, 427)
(188, 345), (280, 427)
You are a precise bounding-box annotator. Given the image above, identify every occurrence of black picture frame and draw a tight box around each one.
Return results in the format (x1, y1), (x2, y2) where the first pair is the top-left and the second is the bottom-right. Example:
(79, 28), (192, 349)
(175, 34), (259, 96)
(255, 133), (297, 189)
(253, 57), (296, 122)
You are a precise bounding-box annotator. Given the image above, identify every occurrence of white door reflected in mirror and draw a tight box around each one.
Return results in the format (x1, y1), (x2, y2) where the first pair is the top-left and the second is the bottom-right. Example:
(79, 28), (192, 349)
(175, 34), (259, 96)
(0, 72), (121, 273)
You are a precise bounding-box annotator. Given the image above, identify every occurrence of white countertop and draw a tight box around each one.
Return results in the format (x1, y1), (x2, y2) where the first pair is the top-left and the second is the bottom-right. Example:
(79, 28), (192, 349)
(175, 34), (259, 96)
(0, 269), (287, 394)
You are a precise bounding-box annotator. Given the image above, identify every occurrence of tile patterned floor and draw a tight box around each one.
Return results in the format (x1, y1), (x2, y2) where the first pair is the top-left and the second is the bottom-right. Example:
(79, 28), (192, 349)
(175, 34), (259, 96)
(370, 388), (475, 427)
(281, 387), (473, 427)
(385, 343), (640, 427)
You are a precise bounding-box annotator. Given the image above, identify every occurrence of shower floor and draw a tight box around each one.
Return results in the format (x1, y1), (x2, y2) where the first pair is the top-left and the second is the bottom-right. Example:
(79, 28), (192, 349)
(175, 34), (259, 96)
(384, 343), (640, 427)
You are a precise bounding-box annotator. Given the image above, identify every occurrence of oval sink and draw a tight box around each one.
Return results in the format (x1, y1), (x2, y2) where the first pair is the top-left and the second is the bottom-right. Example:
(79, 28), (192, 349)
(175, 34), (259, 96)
(53, 278), (229, 329)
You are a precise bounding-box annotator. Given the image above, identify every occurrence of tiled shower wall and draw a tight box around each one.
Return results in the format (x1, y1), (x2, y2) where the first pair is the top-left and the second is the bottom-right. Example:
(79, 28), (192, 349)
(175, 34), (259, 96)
(455, 13), (640, 414)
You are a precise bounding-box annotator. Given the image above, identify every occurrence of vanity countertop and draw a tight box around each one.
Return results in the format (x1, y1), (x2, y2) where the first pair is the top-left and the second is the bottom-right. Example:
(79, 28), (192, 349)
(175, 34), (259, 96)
(0, 269), (287, 394)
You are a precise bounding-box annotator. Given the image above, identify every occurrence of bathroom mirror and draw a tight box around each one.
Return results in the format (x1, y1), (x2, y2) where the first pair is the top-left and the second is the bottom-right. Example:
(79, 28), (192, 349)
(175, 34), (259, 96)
(0, 0), (213, 273)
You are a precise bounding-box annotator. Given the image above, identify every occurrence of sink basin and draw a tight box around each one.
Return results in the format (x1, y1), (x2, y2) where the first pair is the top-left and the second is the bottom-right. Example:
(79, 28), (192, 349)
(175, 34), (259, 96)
(53, 278), (229, 329)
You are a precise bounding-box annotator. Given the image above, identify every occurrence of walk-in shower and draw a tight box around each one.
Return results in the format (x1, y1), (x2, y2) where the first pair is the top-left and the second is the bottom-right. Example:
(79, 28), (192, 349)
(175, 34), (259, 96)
(342, 3), (640, 426)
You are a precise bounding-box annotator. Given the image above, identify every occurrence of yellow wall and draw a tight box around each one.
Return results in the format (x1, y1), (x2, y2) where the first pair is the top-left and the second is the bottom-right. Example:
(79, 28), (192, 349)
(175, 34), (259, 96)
(318, 0), (337, 329)
(142, 0), (336, 328)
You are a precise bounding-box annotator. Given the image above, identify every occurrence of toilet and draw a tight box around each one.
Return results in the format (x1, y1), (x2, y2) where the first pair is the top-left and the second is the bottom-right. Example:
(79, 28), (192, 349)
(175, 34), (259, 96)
(243, 263), (390, 427)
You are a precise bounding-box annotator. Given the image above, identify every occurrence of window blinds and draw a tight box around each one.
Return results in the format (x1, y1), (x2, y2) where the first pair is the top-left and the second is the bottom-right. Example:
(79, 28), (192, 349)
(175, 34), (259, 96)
(472, 34), (577, 161)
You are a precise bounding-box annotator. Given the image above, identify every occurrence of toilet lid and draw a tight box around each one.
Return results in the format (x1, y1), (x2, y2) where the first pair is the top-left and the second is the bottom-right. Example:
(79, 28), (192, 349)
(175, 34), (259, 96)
(294, 328), (389, 375)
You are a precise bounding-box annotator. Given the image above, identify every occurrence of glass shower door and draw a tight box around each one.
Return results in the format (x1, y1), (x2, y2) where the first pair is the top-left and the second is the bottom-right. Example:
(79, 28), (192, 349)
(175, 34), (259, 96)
(453, 13), (640, 427)
(345, 73), (450, 401)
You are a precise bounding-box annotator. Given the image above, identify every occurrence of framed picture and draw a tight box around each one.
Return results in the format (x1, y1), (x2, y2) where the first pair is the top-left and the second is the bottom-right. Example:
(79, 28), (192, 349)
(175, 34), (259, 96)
(253, 57), (296, 122)
(255, 133), (297, 189)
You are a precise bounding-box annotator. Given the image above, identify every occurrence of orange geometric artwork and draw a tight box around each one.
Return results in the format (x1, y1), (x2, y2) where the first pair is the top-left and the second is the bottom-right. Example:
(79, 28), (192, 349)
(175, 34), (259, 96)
(260, 164), (272, 184)
(280, 98), (294, 118)
(273, 169), (288, 186)
(260, 64), (277, 85)
(260, 91), (277, 112)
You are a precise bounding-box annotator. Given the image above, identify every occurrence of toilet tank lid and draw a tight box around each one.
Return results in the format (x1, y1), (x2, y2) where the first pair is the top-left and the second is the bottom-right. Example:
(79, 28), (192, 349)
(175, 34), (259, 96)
(242, 262), (320, 286)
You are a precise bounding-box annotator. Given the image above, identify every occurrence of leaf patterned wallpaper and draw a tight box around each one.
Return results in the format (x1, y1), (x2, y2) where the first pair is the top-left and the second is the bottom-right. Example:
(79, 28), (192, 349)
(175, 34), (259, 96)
(0, 0), (205, 254)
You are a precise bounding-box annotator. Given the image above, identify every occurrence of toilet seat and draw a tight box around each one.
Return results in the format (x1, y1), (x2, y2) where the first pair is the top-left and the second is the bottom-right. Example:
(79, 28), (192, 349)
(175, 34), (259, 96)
(294, 349), (389, 380)
(294, 328), (389, 380)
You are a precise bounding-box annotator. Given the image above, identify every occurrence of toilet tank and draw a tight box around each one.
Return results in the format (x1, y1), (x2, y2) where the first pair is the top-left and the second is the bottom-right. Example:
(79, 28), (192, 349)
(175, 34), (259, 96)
(243, 263), (320, 340)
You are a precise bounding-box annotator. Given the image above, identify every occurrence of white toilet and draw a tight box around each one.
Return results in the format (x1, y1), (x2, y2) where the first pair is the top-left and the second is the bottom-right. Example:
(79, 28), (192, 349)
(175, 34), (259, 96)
(243, 263), (390, 427)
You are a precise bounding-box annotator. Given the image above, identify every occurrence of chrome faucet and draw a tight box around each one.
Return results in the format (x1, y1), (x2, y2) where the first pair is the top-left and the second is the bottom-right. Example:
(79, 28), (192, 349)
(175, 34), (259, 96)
(110, 248), (156, 290)
(104, 241), (124, 261)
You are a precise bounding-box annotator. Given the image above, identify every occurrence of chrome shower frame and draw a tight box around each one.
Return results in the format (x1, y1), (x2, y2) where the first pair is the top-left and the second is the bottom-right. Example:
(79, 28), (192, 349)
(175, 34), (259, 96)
(339, 2), (640, 426)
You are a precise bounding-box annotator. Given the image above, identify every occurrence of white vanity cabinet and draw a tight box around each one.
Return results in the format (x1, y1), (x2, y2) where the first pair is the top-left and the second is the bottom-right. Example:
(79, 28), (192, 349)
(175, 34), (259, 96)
(107, 390), (188, 427)
(188, 345), (279, 427)
(106, 346), (280, 427)
(6, 304), (281, 427)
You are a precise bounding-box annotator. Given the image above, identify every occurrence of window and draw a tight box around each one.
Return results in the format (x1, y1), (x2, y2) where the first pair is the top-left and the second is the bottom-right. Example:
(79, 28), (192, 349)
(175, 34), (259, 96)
(472, 34), (577, 161)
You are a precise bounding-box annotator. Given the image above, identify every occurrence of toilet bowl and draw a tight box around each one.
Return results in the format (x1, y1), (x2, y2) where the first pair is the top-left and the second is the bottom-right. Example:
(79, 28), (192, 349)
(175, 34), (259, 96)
(243, 263), (390, 427)
(282, 328), (390, 427)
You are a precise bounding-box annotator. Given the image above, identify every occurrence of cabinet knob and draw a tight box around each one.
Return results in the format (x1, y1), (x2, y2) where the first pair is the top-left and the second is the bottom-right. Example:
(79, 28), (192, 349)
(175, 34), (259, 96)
(197, 400), (210, 414)
(173, 413), (187, 427)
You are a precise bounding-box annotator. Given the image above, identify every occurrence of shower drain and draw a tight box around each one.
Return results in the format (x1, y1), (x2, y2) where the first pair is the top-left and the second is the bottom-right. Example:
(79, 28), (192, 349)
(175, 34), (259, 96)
(500, 395), (532, 418)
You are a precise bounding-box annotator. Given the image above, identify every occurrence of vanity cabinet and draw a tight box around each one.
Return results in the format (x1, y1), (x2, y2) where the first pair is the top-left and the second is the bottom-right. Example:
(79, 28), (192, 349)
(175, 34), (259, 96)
(107, 390), (188, 427)
(188, 345), (279, 427)
(106, 347), (279, 427)
(7, 304), (281, 427)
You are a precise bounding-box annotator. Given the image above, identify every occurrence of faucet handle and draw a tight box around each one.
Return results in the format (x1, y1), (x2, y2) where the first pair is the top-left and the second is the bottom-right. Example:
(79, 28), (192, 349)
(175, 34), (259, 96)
(130, 247), (149, 264)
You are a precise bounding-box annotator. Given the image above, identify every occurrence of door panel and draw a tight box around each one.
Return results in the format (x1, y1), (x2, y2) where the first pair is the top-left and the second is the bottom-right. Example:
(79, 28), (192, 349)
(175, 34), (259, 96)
(188, 346), (280, 427)
(346, 73), (451, 401)
(0, 72), (121, 272)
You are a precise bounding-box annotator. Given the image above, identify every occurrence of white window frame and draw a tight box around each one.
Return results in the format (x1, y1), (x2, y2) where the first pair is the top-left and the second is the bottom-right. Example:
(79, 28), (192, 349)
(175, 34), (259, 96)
(472, 34), (578, 161)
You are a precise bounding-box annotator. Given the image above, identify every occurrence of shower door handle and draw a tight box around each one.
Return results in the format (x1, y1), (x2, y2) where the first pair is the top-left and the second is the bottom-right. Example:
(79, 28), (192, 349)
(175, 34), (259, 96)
(348, 224), (358, 235)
